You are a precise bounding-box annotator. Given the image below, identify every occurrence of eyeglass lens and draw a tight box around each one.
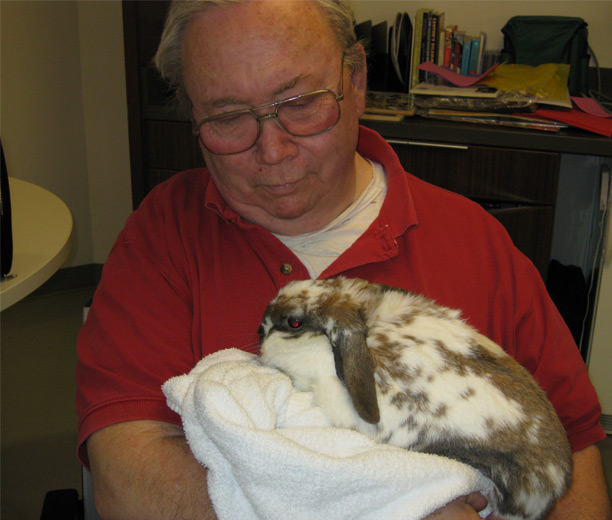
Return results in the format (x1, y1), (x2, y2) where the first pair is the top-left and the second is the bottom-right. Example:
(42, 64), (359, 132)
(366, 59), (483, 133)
(198, 90), (341, 155)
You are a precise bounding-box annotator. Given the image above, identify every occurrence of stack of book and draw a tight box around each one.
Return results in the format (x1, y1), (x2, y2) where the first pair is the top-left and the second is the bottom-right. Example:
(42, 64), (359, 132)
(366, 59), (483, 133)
(410, 9), (498, 88)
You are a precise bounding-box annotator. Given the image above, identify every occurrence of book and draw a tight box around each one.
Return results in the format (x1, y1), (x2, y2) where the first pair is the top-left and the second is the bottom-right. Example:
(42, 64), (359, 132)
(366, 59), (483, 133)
(452, 31), (465, 72)
(468, 37), (481, 75)
(410, 82), (499, 98)
(422, 109), (568, 131)
(411, 9), (428, 88)
(365, 91), (415, 117)
(360, 112), (406, 122)
(429, 13), (439, 66)
(460, 37), (472, 76)
(443, 25), (455, 68)
(420, 10), (431, 81)
(476, 32), (487, 74)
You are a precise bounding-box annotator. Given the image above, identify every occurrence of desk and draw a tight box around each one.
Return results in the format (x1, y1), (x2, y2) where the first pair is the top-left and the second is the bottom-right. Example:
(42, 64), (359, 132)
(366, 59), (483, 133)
(0, 178), (73, 311)
(361, 117), (612, 157)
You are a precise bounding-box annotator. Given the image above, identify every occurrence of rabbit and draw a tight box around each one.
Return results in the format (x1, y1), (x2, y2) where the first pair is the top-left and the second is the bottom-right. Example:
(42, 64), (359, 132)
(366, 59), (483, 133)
(258, 277), (573, 520)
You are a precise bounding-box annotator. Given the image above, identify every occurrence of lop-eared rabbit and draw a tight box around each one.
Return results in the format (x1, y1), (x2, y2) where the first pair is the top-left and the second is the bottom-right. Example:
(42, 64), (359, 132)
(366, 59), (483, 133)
(259, 277), (572, 520)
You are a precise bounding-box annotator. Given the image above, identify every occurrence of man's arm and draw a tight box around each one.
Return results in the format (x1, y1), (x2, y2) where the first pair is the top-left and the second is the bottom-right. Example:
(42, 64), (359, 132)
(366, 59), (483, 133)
(87, 420), (610, 520)
(90, 419), (487, 520)
(87, 420), (218, 520)
(548, 444), (612, 520)
(424, 444), (611, 520)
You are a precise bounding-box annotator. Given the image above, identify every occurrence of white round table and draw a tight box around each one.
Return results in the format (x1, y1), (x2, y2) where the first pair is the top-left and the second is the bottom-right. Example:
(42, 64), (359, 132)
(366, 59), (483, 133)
(1, 177), (73, 311)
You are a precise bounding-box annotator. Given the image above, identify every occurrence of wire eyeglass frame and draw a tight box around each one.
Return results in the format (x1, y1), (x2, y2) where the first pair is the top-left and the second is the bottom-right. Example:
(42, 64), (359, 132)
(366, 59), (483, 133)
(193, 56), (346, 155)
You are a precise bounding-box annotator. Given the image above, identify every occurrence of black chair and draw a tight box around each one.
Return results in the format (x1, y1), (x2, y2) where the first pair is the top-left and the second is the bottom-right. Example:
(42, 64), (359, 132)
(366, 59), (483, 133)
(41, 303), (101, 520)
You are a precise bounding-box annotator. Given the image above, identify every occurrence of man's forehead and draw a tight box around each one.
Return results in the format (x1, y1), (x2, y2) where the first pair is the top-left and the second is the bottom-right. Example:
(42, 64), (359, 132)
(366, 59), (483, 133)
(182, 0), (341, 109)
(185, 0), (330, 43)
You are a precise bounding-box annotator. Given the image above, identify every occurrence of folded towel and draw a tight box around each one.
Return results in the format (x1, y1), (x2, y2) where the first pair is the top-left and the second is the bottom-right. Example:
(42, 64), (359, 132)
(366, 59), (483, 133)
(163, 348), (495, 520)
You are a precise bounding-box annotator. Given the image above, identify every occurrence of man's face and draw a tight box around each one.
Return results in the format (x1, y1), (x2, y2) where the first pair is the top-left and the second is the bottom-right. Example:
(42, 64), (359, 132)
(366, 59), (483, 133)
(182, 0), (367, 235)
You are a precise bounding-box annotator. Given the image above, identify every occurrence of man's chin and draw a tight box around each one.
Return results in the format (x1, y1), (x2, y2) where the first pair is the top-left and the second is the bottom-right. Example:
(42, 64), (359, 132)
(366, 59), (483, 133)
(269, 207), (312, 225)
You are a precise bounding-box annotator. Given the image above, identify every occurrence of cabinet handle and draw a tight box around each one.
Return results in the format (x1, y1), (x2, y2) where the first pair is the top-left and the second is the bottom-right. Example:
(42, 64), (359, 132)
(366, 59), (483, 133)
(386, 139), (469, 150)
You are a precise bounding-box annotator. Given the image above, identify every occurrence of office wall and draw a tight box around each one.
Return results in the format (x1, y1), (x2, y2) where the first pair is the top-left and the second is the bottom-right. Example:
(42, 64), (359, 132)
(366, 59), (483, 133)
(77, 2), (132, 265)
(1, 1), (93, 267)
(348, 1), (612, 68)
(0, 0), (132, 268)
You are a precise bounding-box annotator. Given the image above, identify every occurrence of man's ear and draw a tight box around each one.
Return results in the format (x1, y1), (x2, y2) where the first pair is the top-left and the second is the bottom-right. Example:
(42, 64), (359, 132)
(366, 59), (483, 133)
(350, 44), (368, 117)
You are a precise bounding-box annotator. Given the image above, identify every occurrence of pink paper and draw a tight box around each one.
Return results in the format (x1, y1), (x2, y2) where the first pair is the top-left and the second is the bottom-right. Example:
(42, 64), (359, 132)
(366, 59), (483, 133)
(535, 108), (612, 137)
(418, 61), (499, 87)
(572, 97), (612, 118)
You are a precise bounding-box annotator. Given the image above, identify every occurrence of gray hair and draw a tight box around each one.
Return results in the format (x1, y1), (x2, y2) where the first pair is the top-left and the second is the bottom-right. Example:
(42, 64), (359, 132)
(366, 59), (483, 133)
(154, 0), (362, 117)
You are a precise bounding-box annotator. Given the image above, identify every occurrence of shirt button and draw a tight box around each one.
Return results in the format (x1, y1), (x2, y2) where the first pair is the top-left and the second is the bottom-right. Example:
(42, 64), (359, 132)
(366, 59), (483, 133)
(280, 263), (293, 275)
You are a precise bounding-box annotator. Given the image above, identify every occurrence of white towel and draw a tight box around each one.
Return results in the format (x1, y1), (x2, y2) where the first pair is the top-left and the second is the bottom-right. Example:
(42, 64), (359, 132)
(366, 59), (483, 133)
(162, 348), (495, 520)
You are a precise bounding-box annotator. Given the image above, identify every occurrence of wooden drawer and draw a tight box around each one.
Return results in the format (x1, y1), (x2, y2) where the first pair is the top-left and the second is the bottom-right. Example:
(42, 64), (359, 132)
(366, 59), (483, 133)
(486, 205), (554, 279)
(388, 140), (560, 280)
(390, 141), (560, 205)
(145, 120), (204, 171)
(146, 168), (183, 193)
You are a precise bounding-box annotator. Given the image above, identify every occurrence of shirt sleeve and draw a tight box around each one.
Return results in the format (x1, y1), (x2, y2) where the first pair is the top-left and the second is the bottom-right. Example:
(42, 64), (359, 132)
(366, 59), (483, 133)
(75, 188), (198, 467)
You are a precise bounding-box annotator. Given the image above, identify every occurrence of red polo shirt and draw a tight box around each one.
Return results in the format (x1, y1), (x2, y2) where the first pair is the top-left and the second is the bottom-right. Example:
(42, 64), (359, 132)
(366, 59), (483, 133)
(76, 126), (604, 466)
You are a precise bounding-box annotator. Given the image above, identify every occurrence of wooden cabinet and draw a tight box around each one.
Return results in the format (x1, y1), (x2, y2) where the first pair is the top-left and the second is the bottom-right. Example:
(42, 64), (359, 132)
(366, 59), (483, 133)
(122, 0), (190, 207)
(144, 119), (203, 190)
(388, 140), (559, 278)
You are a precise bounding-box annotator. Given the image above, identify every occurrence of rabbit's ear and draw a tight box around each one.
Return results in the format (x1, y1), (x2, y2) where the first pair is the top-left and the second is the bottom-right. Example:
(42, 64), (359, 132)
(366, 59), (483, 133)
(333, 326), (380, 424)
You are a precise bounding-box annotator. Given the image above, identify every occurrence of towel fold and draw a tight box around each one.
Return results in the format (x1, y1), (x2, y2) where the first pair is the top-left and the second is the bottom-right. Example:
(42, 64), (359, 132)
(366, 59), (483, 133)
(163, 348), (495, 520)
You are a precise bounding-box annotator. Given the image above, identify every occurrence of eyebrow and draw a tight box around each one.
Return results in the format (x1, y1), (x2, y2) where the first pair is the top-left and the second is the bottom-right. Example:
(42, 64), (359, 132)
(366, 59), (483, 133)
(204, 72), (312, 111)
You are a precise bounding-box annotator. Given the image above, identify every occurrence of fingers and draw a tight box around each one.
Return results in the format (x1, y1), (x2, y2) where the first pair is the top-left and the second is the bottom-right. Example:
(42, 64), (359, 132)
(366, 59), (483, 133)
(423, 493), (488, 519)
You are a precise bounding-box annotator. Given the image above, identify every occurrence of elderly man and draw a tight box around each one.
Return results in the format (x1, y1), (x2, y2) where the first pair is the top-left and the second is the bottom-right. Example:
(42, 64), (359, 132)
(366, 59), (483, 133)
(76, 1), (610, 519)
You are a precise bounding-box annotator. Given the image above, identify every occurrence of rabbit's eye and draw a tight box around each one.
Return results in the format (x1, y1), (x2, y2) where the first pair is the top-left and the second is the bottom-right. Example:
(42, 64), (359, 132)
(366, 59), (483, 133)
(287, 317), (303, 329)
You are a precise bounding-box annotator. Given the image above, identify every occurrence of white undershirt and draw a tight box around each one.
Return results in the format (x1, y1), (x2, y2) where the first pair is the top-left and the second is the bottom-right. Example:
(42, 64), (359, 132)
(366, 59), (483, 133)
(274, 161), (387, 279)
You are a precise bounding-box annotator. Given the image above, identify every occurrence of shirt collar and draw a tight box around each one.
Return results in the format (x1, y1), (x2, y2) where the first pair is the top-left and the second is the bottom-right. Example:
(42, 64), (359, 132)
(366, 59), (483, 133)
(356, 125), (419, 238)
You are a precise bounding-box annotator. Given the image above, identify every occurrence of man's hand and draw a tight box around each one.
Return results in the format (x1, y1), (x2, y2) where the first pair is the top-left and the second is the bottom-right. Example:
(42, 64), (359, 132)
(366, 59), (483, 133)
(424, 492), (492, 519)
(425, 443), (612, 520)
(87, 420), (218, 520)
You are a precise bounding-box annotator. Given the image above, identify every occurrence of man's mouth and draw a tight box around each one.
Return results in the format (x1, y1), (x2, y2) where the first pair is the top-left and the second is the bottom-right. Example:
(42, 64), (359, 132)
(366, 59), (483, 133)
(263, 179), (302, 196)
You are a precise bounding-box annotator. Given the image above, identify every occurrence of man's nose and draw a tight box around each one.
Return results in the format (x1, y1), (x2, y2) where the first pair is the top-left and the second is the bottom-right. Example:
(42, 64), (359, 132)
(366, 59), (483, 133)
(254, 115), (299, 164)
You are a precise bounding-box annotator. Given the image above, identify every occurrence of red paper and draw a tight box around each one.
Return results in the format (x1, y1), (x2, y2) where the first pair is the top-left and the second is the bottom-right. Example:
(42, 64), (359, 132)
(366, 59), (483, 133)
(418, 61), (499, 87)
(535, 108), (612, 137)
(571, 97), (612, 118)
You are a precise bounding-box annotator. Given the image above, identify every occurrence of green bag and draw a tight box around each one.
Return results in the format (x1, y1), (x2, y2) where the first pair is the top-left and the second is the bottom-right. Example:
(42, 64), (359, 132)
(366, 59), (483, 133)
(500, 16), (590, 96)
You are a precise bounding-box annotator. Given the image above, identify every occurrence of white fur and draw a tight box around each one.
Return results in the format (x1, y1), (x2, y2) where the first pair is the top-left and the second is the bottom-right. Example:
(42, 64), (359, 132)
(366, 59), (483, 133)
(526, 415), (542, 444)
(370, 295), (474, 358)
(259, 332), (336, 392)
(545, 461), (571, 496)
(260, 331), (371, 431)
(369, 368), (527, 450)
(474, 332), (507, 358)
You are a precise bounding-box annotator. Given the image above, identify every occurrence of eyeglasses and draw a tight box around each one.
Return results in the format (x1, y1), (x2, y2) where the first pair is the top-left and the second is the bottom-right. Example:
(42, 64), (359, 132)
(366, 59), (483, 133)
(193, 58), (345, 155)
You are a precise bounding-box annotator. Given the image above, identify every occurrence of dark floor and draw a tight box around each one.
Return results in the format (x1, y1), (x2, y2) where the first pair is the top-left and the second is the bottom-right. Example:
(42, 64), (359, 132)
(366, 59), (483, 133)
(2, 287), (96, 520)
(1, 286), (611, 519)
